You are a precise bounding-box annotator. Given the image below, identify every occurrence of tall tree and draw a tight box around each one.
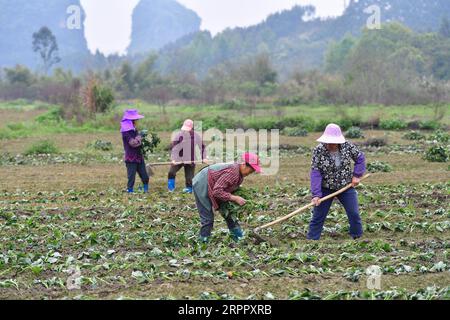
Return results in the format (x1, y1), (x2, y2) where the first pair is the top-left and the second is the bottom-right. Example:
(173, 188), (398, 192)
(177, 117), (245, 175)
(32, 27), (61, 74)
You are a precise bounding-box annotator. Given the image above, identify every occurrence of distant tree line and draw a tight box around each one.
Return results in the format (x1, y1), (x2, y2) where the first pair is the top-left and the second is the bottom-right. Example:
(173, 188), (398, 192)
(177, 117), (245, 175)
(1, 21), (449, 121)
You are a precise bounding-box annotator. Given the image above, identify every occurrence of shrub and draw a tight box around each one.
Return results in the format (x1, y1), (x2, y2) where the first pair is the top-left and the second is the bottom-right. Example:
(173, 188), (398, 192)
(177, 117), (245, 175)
(363, 137), (388, 147)
(222, 99), (247, 109)
(93, 85), (115, 113)
(201, 116), (240, 131)
(419, 120), (441, 130)
(379, 119), (407, 130)
(274, 96), (303, 106)
(428, 130), (449, 143)
(88, 140), (113, 151)
(314, 119), (331, 132)
(6, 123), (26, 131)
(25, 140), (59, 155)
(245, 118), (278, 130)
(275, 116), (315, 131)
(403, 131), (426, 141)
(367, 161), (393, 173)
(338, 118), (361, 131)
(35, 108), (63, 124)
(82, 78), (115, 114)
(282, 127), (308, 137)
(346, 127), (365, 139)
(424, 145), (449, 163)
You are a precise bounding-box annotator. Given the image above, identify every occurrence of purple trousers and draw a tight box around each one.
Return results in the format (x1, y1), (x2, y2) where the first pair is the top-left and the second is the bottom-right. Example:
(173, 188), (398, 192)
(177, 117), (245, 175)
(307, 187), (363, 240)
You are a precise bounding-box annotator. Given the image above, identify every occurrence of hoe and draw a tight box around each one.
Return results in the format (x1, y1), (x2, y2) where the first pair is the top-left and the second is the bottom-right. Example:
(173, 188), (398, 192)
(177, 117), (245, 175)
(250, 174), (371, 244)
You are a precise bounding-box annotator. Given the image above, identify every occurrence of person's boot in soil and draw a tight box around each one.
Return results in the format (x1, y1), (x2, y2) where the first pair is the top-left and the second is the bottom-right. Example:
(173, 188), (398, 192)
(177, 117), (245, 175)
(230, 227), (244, 242)
(168, 179), (176, 192)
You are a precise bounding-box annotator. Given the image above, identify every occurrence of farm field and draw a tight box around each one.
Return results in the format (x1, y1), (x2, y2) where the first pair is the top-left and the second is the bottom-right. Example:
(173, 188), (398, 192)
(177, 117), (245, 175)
(0, 102), (449, 300)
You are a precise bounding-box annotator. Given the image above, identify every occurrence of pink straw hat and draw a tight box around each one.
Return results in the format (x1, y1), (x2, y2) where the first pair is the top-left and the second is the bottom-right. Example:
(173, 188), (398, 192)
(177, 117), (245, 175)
(317, 124), (346, 144)
(181, 119), (194, 131)
(242, 152), (262, 174)
(122, 109), (144, 121)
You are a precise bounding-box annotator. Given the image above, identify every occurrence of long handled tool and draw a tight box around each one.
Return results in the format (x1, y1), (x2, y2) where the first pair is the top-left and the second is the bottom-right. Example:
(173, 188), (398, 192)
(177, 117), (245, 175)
(251, 174), (371, 243)
(146, 160), (210, 177)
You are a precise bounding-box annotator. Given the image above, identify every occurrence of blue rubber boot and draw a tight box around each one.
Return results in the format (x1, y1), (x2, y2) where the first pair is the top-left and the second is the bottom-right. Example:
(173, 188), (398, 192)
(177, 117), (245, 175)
(229, 227), (244, 242)
(168, 179), (175, 192)
(199, 236), (210, 244)
(143, 184), (149, 193)
(127, 188), (134, 194)
(183, 187), (193, 194)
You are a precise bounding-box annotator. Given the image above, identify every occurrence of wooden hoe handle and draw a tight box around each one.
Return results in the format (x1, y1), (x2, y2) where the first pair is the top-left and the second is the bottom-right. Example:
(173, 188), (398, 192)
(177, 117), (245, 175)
(254, 174), (371, 232)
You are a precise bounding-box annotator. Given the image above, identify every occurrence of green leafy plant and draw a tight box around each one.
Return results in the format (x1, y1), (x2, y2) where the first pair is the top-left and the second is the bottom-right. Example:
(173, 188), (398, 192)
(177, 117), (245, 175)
(282, 127), (308, 137)
(219, 188), (259, 223)
(24, 140), (59, 155)
(380, 119), (407, 130)
(403, 131), (425, 141)
(367, 161), (393, 173)
(88, 140), (113, 152)
(363, 137), (388, 147)
(419, 120), (441, 130)
(428, 130), (449, 143)
(424, 145), (449, 163)
(140, 130), (161, 158)
(345, 127), (364, 139)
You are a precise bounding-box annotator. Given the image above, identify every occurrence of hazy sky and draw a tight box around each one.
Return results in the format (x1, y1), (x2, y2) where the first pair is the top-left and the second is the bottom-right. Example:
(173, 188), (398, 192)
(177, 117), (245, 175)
(80, 0), (347, 55)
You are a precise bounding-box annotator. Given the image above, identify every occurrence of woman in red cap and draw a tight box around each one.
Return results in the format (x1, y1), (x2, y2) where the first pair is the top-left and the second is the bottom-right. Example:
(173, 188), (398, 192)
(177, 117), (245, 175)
(168, 119), (206, 194)
(192, 152), (261, 243)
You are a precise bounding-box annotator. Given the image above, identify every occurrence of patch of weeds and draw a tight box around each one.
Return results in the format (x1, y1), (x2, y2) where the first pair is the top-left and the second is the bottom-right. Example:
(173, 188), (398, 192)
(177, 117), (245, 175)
(367, 161), (393, 173)
(345, 127), (364, 139)
(24, 140), (59, 156)
(424, 145), (449, 163)
(403, 131), (425, 141)
(88, 140), (113, 152)
(282, 127), (308, 137)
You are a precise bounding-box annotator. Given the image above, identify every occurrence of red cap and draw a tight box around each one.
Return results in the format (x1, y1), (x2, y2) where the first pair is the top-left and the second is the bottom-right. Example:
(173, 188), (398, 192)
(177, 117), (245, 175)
(242, 152), (261, 174)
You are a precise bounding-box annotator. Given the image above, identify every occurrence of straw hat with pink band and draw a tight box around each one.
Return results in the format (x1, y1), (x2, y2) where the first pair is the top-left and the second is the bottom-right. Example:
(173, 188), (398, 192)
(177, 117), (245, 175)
(317, 124), (346, 144)
(242, 152), (262, 174)
(181, 119), (194, 131)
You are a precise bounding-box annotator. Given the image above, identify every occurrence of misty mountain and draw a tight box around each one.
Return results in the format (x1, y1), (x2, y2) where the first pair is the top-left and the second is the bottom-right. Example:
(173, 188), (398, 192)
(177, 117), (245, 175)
(156, 0), (450, 77)
(0, 0), (201, 72)
(127, 0), (201, 55)
(0, 0), (90, 72)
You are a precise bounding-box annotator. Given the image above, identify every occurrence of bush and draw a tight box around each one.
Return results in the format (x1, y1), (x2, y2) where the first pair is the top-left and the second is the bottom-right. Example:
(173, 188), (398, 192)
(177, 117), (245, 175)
(367, 161), (393, 173)
(93, 85), (115, 113)
(282, 127), (308, 137)
(314, 119), (331, 132)
(275, 116), (315, 131)
(35, 108), (62, 124)
(345, 127), (365, 139)
(363, 137), (388, 147)
(419, 120), (441, 130)
(428, 130), (449, 143)
(380, 119), (407, 130)
(403, 131), (426, 141)
(201, 116), (241, 131)
(25, 140), (59, 155)
(88, 140), (113, 151)
(222, 99), (247, 109)
(274, 96), (303, 106)
(424, 145), (449, 163)
(6, 123), (26, 131)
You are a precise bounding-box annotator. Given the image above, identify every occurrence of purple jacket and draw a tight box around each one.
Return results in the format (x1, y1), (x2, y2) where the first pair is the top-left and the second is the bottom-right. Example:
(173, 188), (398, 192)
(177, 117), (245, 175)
(310, 142), (366, 198)
(122, 129), (144, 163)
